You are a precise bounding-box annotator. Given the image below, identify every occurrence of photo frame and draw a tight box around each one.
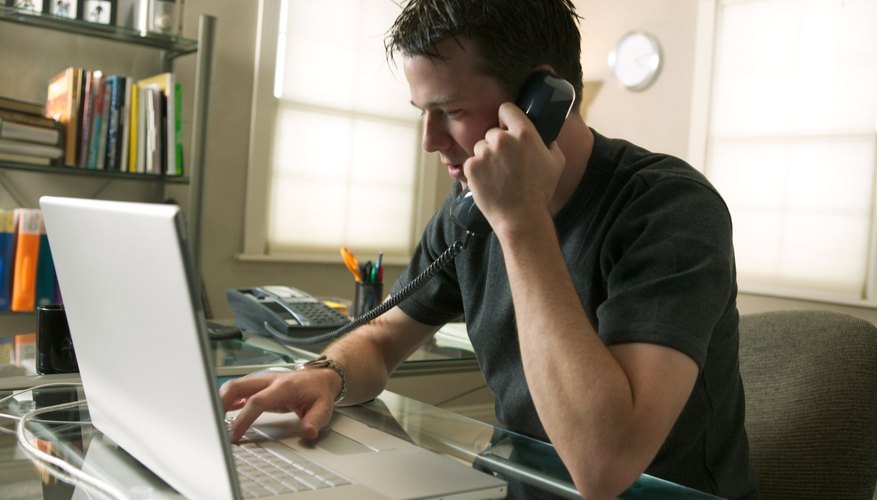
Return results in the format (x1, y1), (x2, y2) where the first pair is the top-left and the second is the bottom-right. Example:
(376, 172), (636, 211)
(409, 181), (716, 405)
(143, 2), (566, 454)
(48, 0), (79, 19)
(7, 0), (48, 14)
(82, 0), (115, 25)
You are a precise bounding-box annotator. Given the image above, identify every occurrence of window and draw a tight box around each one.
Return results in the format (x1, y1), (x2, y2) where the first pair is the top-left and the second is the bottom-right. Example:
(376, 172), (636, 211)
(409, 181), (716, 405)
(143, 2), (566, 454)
(243, 0), (437, 263)
(690, 0), (877, 304)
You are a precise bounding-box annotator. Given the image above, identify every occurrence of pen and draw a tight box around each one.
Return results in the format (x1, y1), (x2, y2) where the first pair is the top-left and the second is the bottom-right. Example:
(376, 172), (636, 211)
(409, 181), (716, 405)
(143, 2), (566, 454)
(363, 261), (373, 284)
(374, 252), (383, 283)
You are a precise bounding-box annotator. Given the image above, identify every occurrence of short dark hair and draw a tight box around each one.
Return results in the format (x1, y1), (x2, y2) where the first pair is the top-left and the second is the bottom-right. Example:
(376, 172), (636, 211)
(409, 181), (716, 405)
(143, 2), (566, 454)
(385, 0), (584, 107)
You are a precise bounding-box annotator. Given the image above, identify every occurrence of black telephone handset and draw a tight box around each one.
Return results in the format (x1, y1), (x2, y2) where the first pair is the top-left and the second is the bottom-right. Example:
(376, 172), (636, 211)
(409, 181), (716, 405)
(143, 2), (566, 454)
(450, 71), (576, 237)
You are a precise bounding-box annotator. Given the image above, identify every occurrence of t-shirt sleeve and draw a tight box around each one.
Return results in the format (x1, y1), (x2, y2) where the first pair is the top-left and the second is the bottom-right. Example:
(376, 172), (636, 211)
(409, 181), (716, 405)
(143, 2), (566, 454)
(390, 194), (465, 326)
(595, 174), (737, 368)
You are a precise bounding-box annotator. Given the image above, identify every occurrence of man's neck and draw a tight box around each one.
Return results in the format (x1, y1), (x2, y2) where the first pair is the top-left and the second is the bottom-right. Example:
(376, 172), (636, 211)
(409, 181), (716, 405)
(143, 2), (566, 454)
(550, 114), (593, 215)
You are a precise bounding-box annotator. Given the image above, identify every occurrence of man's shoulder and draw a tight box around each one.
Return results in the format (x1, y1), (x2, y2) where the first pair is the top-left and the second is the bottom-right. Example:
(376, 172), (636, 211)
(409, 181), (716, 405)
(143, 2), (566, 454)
(590, 129), (720, 200)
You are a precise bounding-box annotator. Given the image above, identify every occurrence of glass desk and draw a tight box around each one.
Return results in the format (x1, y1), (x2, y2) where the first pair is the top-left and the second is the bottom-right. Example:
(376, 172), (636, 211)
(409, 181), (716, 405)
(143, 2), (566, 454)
(1, 331), (722, 499)
(1, 386), (722, 500)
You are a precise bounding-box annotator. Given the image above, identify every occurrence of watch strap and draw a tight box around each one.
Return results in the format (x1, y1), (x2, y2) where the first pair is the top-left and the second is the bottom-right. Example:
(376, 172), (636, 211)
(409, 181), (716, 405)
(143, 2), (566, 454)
(297, 355), (347, 405)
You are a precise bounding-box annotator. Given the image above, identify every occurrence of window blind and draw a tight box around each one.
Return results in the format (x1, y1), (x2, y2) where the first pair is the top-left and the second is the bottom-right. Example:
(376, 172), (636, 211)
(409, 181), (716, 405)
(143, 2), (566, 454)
(705, 0), (877, 299)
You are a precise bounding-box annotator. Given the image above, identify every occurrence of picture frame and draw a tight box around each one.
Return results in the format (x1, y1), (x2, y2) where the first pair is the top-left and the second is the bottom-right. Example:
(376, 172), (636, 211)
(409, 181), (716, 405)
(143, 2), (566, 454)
(82, 0), (115, 25)
(48, 0), (79, 19)
(7, 0), (48, 14)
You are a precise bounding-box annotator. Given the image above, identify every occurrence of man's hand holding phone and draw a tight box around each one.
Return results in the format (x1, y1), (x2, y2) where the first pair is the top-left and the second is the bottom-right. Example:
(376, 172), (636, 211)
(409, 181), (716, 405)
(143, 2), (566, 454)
(463, 102), (566, 236)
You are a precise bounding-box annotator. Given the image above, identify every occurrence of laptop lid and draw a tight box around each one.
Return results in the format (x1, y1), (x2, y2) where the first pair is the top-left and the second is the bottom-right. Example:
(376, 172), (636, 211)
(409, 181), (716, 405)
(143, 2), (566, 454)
(41, 196), (238, 499)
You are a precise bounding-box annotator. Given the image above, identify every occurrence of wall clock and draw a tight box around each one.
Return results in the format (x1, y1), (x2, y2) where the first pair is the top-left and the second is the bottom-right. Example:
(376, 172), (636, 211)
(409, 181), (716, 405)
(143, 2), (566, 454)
(608, 31), (663, 91)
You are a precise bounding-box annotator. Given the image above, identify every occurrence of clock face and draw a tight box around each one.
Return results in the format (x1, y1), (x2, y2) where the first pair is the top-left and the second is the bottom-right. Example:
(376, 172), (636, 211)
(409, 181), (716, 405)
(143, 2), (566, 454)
(609, 31), (662, 91)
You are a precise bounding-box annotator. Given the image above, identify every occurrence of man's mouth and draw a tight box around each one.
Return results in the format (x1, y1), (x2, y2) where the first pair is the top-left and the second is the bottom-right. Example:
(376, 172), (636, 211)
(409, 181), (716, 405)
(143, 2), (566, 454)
(446, 163), (464, 179)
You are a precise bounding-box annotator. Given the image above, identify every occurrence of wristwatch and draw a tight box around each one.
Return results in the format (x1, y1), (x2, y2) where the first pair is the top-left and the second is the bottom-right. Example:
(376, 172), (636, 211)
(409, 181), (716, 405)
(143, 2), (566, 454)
(297, 355), (347, 405)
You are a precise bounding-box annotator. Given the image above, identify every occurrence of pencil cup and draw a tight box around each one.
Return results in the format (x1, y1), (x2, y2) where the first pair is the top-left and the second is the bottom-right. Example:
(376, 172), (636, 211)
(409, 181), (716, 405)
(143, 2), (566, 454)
(36, 304), (78, 374)
(353, 282), (383, 318)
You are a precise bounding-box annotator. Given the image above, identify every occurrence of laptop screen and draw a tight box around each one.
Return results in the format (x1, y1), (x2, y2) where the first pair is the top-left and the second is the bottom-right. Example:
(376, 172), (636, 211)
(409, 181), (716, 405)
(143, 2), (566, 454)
(41, 196), (238, 500)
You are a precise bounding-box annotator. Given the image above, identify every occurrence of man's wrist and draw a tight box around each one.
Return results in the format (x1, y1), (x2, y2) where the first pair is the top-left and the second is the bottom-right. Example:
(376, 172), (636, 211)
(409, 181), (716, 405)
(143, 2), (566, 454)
(297, 355), (347, 405)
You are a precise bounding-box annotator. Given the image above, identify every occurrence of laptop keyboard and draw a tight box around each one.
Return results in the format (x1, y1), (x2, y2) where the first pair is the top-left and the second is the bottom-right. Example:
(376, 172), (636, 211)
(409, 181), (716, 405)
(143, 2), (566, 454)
(233, 435), (352, 498)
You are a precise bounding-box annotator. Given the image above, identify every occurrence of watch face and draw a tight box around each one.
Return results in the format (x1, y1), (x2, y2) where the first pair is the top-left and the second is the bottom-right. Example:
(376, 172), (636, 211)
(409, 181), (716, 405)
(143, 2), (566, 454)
(609, 31), (662, 91)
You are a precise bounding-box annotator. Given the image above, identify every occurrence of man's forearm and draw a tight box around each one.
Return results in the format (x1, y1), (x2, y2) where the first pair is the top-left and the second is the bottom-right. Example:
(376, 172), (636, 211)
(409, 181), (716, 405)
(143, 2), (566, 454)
(324, 307), (438, 406)
(497, 215), (675, 500)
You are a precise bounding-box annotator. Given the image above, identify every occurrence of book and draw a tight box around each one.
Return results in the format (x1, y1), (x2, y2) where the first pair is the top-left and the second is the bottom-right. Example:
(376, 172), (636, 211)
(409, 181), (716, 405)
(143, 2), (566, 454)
(87, 77), (108, 170)
(95, 78), (112, 171)
(0, 117), (61, 145)
(35, 216), (57, 307)
(0, 96), (44, 116)
(0, 209), (16, 311)
(0, 108), (57, 129)
(0, 152), (53, 166)
(104, 75), (127, 170)
(11, 209), (42, 312)
(119, 77), (133, 173)
(173, 82), (184, 175)
(127, 82), (139, 172)
(136, 72), (175, 175)
(78, 70), (102, 167)
(45, 67), (84, 166)
(0, 139), (63, 159)
(143, 86), (161, 174)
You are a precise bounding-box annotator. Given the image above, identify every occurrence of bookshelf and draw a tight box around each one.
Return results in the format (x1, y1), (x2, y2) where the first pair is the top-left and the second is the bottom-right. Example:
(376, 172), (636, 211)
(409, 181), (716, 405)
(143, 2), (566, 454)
(0, 7), (215, 337)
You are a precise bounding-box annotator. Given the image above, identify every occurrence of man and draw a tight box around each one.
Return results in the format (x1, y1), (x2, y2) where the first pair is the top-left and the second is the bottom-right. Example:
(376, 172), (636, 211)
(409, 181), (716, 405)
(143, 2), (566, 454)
(222, 1), (759, 499)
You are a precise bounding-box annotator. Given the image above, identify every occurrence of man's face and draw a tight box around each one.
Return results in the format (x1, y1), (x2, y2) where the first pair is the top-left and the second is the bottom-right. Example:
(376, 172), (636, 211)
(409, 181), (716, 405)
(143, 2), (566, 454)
(403, 38), (512, 188)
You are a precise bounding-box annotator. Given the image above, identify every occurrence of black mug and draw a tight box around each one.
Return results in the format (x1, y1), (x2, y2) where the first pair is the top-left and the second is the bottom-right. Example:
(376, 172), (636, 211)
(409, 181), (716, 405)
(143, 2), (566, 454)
(36, 304), (79, 374)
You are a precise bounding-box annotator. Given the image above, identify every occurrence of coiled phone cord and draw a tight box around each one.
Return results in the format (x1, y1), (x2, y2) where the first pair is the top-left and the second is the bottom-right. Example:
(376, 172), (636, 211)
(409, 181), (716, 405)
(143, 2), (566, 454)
(270, 232), (474, 345)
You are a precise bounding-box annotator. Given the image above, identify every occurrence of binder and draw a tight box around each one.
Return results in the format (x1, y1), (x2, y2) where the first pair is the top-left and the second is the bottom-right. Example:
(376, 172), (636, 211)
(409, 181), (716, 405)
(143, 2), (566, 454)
(0, 209), (16, 311)
(11, 209), (42, 312)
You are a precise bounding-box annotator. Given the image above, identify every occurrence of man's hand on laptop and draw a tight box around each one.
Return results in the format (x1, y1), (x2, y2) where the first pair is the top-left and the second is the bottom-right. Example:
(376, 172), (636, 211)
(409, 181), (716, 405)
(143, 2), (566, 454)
(220, 368), (340, 442)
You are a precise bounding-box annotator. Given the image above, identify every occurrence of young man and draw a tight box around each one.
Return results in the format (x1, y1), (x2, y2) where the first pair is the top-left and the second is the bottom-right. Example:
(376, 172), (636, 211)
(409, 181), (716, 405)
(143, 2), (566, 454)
(222, 1), (759, 499)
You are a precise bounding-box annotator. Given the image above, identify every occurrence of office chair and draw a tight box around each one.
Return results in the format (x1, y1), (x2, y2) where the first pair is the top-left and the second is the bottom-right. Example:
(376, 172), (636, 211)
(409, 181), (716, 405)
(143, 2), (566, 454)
(738, 310), (877, 500)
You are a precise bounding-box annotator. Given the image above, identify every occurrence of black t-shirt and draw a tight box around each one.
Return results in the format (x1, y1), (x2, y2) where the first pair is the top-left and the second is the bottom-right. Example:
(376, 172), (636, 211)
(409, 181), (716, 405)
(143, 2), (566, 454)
(391, 129), (759, 499)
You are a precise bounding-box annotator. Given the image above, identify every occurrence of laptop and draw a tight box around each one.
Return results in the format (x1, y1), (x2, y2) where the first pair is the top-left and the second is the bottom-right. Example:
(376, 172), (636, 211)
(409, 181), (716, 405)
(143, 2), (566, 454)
(40, 196), (507, 500)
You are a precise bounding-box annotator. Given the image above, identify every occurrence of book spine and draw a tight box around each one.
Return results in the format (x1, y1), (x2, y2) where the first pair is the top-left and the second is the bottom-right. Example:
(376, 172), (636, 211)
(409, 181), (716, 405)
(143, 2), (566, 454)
(174, 82), (183, 175)
(88, 79), (107, 170)
(96, 79), (111, 171)
(0, 108), (56, 129)
(0, 96), (44, 116)
(0, 153), (52, 166)
(127, 82), (139, 173)
(45, 67), (84, 166)
(145, 87), (160, 174)
(11, 209), (41, 312)
(119, 77), (132, 173)
(78, 70), (98, 167)
(0, 139), (64, 158)
(0, 209), (16, 311)
(0, 119), (61, 145)
(105, 76), (123, 171)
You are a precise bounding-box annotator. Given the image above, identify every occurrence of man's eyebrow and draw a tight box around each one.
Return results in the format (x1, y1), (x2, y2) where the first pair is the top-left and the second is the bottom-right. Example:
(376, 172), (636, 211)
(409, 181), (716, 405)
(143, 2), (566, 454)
(410, 96), (457, 110)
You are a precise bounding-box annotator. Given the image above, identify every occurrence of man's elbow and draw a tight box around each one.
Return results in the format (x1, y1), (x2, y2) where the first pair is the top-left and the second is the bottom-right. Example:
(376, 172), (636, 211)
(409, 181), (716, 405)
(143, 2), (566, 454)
(569, 455), (643, 500)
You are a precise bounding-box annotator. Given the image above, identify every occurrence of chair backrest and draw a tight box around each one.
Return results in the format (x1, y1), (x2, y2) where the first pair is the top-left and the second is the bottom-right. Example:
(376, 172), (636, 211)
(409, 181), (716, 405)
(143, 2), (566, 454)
(738, 310), (877, 500)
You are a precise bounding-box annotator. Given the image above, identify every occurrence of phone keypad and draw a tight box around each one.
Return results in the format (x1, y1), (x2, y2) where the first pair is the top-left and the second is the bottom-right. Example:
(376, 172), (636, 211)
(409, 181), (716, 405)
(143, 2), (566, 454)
(288, 302), (348, 326)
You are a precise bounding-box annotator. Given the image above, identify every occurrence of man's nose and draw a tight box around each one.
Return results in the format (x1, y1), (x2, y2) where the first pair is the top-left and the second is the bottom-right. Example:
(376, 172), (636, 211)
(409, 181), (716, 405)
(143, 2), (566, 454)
(421, 112), (451, 153)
